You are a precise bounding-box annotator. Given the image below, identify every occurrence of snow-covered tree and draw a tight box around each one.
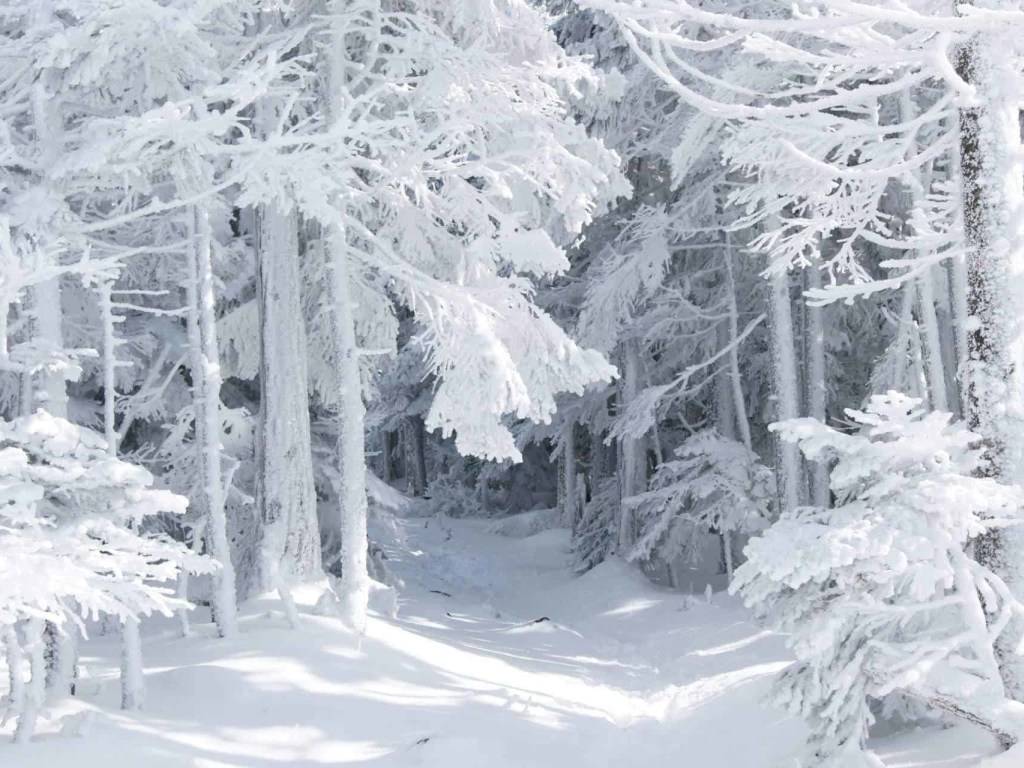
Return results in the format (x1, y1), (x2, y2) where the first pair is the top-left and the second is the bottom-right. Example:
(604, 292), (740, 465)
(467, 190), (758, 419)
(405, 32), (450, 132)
(626, 429), (770, 579)
(734, 393), (1024, 764)
(0, 411), (210, 738)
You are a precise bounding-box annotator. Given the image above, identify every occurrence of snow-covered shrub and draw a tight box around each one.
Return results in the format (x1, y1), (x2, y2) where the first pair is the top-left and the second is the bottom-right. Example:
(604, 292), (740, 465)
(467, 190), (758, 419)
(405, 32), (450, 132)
(733, 393), (1024, 766)
(423, 473), (484, 519)
(0, 412), (210, 741)
(572, 477), (619, 573)
(625, 429), (771, 573)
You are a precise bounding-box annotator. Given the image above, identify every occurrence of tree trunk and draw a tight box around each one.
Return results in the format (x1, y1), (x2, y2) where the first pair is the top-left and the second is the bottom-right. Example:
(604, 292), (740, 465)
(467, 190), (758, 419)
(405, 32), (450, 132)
(15, 619), (45, 743)
(766, 264), (804, 514)
(562, 421), (578, 529)
(617, 339), (645, 554)
(188, 206), (238, 637)
(957, 20), (1024, 702)
(32, 278), (67, 418)
(722, 237), (752, 450)
(325, 229), (370, 633)
(381, 430), (397, 483)
(917, 268), (950, 412)
(948, 255), (970, 415)
(254, 200), (322, 597)
(119, 617), (144, 711)
(404, 414), (428, 497)
(3, 624), (23, 728)
(804, 265), (829, 507)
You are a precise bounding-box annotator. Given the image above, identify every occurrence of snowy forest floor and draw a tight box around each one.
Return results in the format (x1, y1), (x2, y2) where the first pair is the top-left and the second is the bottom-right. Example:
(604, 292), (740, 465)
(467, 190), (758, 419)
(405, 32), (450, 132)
(0, 509), (1011, 767)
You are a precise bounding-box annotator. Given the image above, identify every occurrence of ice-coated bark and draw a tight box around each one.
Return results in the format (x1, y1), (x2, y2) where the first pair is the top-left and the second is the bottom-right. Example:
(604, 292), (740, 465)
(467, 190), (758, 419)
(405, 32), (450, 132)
(956, 16), (1024, 699)
(916, 268), (950, 413)
(254, 200), (322, 595)
(325, 229), (370, 633)
(44, 620), (78, 700)
(765, 265), (803, 514)
(187, 206), (238, 638)
(99, 280), (118, 452)
(4, 624), (23, 727)
(322, 3), (372, 632)
(119, 617), (144, 711)
(948, 255), (970, 414)
(804, 264), (829, 508)
(32, 278), (67, 419)
(15, 619), (45, 743)
(722, 239), (752, 452)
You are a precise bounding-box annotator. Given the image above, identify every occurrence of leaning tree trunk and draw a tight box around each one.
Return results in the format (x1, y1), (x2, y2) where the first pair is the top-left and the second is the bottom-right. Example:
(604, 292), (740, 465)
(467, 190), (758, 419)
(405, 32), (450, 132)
(254, 200), (322, 602)
(188, 205), (238, 638)
(956, 16), (1024, 704)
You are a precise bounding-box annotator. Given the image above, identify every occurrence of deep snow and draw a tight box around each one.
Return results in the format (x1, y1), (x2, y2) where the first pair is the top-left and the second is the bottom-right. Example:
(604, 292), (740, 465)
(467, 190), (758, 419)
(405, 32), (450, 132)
(0, 509), (1011, 766)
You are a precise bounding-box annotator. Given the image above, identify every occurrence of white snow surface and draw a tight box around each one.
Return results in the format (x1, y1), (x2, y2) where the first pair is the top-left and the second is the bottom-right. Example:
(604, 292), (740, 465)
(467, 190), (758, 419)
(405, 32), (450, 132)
(0, 513), (1006, 766)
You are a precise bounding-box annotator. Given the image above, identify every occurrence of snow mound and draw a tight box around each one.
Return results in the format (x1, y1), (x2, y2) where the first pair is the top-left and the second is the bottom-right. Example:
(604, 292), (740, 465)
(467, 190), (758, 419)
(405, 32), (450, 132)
(367, 473), (417, 515)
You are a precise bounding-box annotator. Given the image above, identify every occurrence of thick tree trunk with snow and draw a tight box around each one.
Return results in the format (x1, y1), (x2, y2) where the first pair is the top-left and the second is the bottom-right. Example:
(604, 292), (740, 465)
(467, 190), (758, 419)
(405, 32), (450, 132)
(254, 201), (322, 595)
(188, 206), (238, 638)
(325, 231), (371, 633)
(766, 265), (804, 514)
(956, 21), (1024, 702)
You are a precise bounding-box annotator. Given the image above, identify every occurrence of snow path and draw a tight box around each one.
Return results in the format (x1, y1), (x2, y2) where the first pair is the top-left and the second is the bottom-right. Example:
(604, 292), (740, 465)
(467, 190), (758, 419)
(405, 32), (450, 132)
(0, 514), (1003, 766)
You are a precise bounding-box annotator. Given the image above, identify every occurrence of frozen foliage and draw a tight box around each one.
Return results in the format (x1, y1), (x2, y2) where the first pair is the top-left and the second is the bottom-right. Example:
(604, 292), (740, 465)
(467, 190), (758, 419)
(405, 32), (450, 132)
(0, 411), (210, 739)
(734, 393), (1024, 766)
(626, 429), (771, 571)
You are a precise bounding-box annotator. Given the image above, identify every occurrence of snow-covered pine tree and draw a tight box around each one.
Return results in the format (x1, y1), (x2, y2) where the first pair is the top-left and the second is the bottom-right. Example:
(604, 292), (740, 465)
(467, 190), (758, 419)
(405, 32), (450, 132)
(626, 429), (770, 580)
(0, 411), (211, 737)
(734, 393), (1024, 764)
